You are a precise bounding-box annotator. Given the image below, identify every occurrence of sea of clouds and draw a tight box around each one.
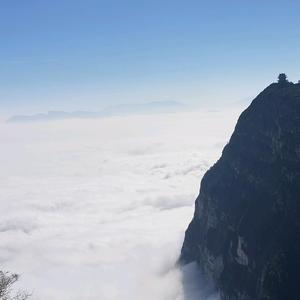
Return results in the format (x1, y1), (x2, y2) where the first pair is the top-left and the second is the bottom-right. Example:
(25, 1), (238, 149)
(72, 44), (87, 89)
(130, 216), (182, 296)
(0, 107), (242, 299)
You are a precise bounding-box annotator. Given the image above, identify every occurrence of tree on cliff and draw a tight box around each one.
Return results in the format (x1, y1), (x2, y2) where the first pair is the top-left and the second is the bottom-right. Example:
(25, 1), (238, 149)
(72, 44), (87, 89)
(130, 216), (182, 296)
(278, 73), (288, 84)
(0, 271), (30, 300)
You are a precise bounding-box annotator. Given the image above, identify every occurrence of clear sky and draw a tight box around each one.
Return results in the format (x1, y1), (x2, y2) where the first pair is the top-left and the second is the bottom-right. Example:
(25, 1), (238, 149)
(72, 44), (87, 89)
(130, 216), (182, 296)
(1, 0), (300, 115)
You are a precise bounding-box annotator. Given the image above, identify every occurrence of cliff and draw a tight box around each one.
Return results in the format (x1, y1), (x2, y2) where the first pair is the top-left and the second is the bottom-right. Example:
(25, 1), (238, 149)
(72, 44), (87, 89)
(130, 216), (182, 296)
(180, 76), (300, 300)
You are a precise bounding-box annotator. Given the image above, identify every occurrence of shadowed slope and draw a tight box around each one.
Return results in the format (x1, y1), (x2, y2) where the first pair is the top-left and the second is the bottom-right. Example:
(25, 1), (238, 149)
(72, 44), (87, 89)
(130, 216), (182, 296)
(181, 78), (300, 300)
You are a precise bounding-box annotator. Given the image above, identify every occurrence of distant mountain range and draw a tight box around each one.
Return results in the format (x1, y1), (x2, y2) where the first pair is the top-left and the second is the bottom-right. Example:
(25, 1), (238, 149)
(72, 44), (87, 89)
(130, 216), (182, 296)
(7, 101), (184, 123)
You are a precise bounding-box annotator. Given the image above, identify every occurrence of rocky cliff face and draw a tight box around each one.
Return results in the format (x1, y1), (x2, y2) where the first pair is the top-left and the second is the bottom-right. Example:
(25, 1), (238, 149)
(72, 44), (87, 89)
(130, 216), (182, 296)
(181, 78), (300, 300)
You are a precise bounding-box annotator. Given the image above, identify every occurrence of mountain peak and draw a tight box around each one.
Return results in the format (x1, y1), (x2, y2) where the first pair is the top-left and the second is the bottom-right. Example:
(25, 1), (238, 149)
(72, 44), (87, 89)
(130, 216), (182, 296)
(180, 76), (300, 300)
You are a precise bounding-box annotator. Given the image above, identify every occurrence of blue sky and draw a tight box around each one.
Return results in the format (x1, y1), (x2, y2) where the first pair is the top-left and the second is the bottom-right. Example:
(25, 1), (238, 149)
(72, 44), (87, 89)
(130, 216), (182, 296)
(1, 0), (300, 115)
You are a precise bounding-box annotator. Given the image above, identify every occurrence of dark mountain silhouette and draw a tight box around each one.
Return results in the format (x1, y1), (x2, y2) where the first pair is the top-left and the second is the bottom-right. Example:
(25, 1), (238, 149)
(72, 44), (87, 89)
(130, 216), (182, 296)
(180, 75), (300, 300)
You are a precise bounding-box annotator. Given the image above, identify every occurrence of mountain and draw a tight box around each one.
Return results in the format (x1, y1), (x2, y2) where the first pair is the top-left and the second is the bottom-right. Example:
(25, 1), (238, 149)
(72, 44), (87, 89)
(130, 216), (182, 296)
(180, 75), (300, 300)
(6, 101), (183, 123)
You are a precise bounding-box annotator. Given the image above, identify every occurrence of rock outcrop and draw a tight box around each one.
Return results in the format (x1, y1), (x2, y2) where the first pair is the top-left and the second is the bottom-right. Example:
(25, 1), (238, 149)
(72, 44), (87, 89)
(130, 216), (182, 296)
(180, 76), (300, 300)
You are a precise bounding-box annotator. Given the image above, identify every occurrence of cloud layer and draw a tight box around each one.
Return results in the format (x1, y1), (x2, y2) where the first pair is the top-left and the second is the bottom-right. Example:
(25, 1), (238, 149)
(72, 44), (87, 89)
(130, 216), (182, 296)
(0, 108), (241, 299)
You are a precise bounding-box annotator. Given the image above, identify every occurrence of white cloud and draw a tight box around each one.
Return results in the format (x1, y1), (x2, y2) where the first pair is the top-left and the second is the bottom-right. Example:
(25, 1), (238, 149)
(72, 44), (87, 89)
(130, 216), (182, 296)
(0, 108), (241, 299)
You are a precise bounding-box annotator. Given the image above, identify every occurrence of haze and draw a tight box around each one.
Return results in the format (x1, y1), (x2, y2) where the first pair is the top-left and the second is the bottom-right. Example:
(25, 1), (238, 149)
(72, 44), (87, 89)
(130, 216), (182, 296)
(0, 108), (242, 299)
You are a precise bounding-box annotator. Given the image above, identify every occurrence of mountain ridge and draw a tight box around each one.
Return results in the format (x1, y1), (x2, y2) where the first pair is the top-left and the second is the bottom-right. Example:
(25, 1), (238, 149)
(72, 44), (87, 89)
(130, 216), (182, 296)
(6, 100), (183, 123)
(180, 75), (300, 300)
